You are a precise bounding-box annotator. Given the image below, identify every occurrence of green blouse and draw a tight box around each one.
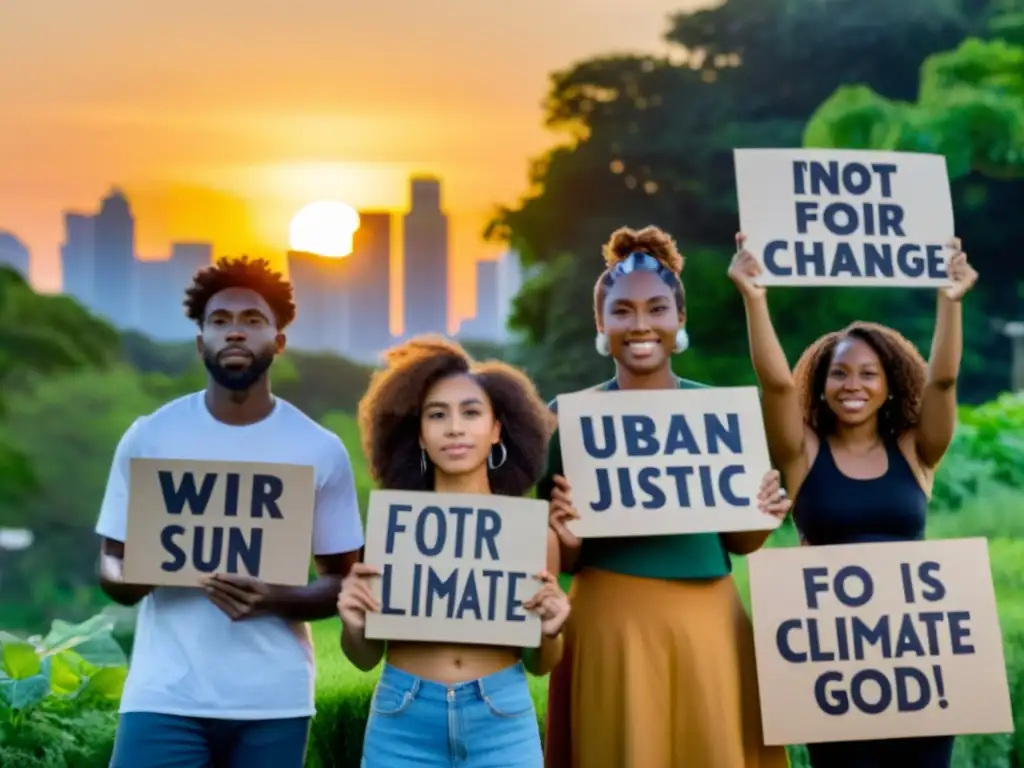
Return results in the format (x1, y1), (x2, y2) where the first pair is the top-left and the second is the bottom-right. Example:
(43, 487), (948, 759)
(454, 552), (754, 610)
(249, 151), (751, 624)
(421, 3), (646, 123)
(540, 377), (733, 581)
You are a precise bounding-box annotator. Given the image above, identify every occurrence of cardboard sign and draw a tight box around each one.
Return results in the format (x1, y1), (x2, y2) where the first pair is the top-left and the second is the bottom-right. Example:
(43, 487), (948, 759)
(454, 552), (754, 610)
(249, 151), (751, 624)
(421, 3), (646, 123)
(734, 148), (955, 287)
(124, 459), (316, 587)
(748, 538), (1013, 745)
(555, 386), (777, 538)
(363, 490), (548, 647)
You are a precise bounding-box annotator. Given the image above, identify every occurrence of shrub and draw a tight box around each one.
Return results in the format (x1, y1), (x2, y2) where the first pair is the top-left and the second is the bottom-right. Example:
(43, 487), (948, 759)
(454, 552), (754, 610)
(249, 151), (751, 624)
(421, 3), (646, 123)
(0, 613), (127, 767)
(932, 393), (1024, 510)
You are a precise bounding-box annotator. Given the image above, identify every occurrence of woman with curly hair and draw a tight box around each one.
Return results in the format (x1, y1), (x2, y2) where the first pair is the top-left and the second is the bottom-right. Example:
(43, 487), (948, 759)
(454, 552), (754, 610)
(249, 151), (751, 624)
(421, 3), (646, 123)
(542, 225), (792, 768)
(338, 336), (570, 768)
(728, 233), (978, 768)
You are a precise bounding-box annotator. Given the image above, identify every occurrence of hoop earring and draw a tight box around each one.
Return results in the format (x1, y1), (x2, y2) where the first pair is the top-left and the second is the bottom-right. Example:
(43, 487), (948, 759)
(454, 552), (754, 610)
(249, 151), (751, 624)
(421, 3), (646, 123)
(488, 441), (508, 470)
(594, 333), (610, 356)
(673, 328), (690, 354)
(420, 448), (428, 475)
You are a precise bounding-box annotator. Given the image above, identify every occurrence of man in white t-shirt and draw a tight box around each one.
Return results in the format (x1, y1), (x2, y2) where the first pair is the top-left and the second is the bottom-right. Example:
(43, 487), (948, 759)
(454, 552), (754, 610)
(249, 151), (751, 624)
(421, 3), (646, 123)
(96, 256), (364, 768)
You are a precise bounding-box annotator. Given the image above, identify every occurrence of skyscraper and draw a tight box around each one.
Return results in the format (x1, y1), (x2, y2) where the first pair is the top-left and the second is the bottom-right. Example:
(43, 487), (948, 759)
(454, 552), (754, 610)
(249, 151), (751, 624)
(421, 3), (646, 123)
(92, 188), (136, 328)
(134, 242), (213, 340)
(403, 177), (449, 336)
(0, 232), (30, 279)
(458, 258), (501, 341)
(495, 250), (525, 342)
(61, 213), (95, 306)
(348, 211), (393, 361)
(287, 250), (352, 354)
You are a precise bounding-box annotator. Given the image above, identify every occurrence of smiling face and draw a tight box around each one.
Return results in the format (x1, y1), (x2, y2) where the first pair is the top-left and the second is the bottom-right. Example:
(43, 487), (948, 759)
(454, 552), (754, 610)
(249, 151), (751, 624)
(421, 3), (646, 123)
(601, 270), (683, 375)
(197, 287), (284, 391)
(420, 373), (501, 480)
(823, 336), (889, 428)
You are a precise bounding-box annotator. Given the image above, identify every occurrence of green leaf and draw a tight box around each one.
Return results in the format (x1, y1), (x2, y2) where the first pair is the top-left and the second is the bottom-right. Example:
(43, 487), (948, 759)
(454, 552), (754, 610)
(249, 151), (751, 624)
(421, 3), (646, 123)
(48, 651), (86, 697)
(37, 615), (118, 660)
(2, 642), (41, 680)
(0, 659), (50, 710)
(78, 666), (127, 704)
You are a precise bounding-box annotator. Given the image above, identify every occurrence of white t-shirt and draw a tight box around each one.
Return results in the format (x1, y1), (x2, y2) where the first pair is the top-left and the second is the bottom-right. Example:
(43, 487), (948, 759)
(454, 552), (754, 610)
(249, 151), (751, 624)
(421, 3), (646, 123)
(95, 391), (364, 720)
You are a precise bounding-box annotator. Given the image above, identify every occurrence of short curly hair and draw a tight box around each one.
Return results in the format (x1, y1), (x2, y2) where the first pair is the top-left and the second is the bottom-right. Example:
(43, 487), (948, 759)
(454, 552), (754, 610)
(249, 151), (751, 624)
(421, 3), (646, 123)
(183, 256), (296, 329)
(793, 321), (927, 439)
(357, 335), (555, 497)
(593, 225), (686, 324)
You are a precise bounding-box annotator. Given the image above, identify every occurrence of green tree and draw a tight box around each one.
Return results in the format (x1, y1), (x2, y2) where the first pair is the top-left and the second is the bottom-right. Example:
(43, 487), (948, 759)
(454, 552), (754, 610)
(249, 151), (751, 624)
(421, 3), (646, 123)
(0, 268), (120, 506)
(0, 367), (160, 629)
(804, 31), (1024, 394)
(489, 0), (991, 397)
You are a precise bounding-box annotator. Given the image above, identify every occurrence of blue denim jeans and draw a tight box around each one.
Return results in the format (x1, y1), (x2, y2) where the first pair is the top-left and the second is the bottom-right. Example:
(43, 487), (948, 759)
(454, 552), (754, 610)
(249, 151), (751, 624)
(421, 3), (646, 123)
(109, 712), (310, 768)
(360, 661), (542, 768)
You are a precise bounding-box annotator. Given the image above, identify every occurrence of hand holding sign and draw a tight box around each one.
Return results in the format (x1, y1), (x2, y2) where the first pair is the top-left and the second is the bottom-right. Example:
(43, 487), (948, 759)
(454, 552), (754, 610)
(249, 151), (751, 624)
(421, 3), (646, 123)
(728, 233), (766, 300)
(548, 475), (581, 552)
(942, 239), (978, 302)
(524, 570), (571, 637)
(201, 572), (279, 621)
(337, 563), (382, 632)
(757, 470), (791, 521)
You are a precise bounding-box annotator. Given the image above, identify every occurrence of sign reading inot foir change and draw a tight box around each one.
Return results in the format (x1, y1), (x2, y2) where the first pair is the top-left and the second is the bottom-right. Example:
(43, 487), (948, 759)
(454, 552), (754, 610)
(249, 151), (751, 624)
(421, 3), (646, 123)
(362, 491), (548, 647)
(124, 459), (316, 587)
(556, 386), (777, 538)
(734, 148), (955, 287)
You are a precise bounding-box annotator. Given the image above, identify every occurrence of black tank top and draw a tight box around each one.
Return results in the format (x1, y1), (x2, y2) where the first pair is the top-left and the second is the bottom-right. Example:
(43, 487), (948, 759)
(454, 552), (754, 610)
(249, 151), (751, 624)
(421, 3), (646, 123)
(793, 438), (928, 546)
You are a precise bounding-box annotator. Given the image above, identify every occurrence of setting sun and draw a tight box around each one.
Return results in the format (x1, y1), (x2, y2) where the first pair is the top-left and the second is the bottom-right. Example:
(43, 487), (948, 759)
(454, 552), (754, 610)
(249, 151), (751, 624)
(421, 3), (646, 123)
(288, 200), (361, 257)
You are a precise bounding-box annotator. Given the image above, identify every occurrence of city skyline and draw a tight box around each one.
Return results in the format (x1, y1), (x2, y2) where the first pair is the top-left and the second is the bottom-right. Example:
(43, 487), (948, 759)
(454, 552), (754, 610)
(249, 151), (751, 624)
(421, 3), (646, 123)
(1, 0), (706, 326)
(28, 176), (521, 362)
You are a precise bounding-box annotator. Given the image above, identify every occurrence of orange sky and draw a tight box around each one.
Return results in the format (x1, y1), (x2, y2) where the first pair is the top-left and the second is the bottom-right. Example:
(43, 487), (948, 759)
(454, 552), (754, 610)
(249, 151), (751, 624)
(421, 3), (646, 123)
(1, 0), (711, 333)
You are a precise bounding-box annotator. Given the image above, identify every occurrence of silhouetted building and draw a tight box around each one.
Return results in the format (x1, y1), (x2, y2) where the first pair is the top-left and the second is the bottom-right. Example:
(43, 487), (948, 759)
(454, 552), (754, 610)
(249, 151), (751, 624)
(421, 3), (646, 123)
(287, 250), (352, 354)
(458, 259), (501, 342)
(92, 189), (137, 328)
(495, 250), (525, 342)
(61, 213), (96, 306)
(0, 232), (30, 279)
(403, 177), (449, 335)
(135, 243), (213, 340)
(347, 211), (393, 361)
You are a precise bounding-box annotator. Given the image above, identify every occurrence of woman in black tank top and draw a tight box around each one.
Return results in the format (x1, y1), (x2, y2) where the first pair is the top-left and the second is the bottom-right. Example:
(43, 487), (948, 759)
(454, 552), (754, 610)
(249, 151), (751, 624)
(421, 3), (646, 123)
(728, 233), (979, 768)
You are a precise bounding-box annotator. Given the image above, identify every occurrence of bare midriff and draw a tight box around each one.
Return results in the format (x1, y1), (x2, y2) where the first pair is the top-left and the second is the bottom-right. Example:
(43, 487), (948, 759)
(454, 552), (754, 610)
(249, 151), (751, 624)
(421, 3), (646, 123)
(386, 641), (520, 684)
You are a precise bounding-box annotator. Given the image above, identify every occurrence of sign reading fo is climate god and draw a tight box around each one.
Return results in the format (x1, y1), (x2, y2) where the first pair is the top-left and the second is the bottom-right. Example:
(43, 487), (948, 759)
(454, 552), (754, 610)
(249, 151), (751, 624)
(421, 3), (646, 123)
(748, 538), (1013, 746)
(733, 148), (955, 287)
(362, 490), (548, 648)
(123, 459), (316, 587)
(555, 386), (776, 538)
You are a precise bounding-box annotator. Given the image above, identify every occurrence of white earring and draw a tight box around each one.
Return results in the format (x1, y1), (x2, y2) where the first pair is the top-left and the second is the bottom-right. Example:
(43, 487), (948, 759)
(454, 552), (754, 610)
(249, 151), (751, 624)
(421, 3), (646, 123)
(420, 448), (427, 475)
(595, 333), (610, 356)
(488, 441), (508, 470)
(673, 328), (690, 354)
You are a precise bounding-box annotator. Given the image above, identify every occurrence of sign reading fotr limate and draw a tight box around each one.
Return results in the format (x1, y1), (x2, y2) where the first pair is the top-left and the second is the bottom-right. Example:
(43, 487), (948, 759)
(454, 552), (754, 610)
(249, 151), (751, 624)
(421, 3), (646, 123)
(362, 490), (548, 648)
(556, 386), (777, 538)
(124, 458), (316, 587)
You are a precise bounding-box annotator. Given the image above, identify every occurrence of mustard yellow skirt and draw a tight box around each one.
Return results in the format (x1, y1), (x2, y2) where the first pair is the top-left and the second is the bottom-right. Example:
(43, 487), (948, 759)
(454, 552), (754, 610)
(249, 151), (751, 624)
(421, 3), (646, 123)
(544, 568), (789, 768)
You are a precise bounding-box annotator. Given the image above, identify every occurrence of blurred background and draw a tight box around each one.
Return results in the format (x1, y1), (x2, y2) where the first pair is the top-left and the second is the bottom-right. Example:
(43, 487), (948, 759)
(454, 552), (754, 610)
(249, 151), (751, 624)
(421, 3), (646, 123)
(2, 0), (1024, 765)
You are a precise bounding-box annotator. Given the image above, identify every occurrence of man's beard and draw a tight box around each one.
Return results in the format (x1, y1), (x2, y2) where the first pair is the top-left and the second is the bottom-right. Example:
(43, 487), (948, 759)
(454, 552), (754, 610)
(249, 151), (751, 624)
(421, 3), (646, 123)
(203, 350), (274, 392)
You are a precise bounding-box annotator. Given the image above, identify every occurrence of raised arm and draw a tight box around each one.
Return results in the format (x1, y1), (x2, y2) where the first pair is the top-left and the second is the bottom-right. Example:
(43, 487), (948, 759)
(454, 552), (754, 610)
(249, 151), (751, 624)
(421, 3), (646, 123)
(728, 235), (808, 480)
(915, 242), (977, 469)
